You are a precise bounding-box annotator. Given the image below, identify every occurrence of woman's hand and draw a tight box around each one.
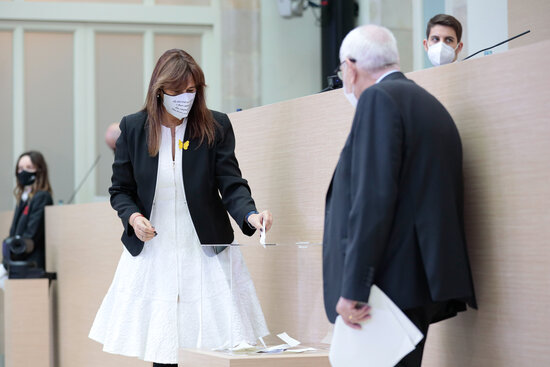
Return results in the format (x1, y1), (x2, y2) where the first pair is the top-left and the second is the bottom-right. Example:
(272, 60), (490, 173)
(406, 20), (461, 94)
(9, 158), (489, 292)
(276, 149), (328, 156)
(129, 213), (156, 242)
(247, 210), (273, 232)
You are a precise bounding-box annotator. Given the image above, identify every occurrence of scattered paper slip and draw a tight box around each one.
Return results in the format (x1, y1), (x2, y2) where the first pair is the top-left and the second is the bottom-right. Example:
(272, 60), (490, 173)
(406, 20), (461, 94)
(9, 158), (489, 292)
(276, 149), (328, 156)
(213, 341), (256, 352)
(277, 332), (301, 347)
(285, 347), (317, 353)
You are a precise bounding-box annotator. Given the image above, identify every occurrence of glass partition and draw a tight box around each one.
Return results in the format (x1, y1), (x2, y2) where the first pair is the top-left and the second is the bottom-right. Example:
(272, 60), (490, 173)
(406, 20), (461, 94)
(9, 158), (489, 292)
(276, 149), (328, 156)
(193, 242), (330, 357)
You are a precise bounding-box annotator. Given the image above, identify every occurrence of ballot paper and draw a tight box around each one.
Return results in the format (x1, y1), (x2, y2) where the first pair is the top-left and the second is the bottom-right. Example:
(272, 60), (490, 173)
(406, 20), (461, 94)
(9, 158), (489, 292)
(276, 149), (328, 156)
(260, 221), (266, 247)
(277, 332), (301, 347)
(329, 285), (424, 367)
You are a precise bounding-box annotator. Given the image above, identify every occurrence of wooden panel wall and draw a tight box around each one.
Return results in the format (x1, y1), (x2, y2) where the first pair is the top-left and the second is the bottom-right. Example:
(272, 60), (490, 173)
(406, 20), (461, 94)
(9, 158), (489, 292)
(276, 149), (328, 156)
(407, 40), (550, 366)
(508, 0), (550, 49)
(45, 203), (149, 367)
(0, 210), (13, 361)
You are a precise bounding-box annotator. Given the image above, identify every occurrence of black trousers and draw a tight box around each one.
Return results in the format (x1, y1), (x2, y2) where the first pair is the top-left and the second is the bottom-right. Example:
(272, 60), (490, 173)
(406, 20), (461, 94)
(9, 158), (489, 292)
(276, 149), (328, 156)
(394, 302), (447, 367)
(152, 363), (177, 367)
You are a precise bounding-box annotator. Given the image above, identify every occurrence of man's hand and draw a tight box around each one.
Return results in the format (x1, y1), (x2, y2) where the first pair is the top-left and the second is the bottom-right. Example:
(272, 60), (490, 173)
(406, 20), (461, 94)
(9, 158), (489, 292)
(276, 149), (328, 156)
(336, 296), (371, 330)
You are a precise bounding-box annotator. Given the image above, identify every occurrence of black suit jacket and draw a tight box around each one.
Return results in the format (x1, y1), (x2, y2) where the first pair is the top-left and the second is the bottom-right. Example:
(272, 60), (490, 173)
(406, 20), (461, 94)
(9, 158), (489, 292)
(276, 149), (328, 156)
(110, 110), (257, 256)
(8, 190), (53, 269)
(323, 72), (477, 323)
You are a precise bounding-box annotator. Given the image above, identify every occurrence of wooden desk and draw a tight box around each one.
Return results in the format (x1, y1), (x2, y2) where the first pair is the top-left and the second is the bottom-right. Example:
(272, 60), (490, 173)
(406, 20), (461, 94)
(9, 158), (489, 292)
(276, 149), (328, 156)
(180, 347), (330, 367)
(4, 279), (52, 367)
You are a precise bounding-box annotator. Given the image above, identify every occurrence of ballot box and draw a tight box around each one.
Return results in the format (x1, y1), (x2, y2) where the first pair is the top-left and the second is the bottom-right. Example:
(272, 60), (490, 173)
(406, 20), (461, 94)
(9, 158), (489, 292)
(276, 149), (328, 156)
(178, 243), (331, 367)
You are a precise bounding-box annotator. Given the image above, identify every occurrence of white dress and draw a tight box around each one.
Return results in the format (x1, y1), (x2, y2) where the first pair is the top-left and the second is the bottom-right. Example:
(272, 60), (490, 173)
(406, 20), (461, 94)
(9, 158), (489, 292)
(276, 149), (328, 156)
(89, 122), (269, 364)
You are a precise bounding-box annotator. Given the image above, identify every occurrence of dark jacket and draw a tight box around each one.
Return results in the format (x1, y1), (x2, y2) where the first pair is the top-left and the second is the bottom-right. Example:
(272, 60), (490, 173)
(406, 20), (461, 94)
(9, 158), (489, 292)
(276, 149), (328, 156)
(323, 72), (477, 323)
(8, 190), (53, 269)
(109, 110), (257, 257)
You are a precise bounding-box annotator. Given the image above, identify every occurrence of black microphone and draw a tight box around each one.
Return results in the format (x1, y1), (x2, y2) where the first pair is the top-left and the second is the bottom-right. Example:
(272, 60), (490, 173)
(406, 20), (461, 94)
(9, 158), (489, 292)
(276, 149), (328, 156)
(66, 154), (101, 204)
(463, 30), (530, 61)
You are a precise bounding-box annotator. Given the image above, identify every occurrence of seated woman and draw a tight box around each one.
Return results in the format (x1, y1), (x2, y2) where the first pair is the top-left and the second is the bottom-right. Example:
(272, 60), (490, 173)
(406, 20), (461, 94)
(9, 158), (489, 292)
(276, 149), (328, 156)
(2, 151), (53, 275)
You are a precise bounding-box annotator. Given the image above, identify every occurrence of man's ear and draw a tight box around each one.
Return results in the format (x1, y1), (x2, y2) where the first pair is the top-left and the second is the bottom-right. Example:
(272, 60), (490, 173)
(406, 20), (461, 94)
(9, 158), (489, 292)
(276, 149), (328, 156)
(346, 59), (358, 84)
(423, 39), (429, 52)
(454, 41), (464, 61)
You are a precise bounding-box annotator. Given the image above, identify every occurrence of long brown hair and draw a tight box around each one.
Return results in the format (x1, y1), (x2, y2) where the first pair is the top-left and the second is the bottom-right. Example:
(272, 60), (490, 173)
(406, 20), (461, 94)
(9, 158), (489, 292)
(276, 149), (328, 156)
(143, 49), (217, 156)
(14, 151), (53, 202)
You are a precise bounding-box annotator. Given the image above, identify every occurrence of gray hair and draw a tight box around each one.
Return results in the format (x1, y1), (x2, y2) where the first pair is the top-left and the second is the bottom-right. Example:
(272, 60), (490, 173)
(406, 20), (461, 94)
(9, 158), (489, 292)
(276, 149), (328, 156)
(339, 25), (400, 73)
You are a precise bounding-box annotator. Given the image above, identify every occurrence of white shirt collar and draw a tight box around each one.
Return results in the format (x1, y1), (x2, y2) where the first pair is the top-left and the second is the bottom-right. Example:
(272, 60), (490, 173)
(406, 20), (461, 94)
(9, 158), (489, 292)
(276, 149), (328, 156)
(375, 69), (400, 84)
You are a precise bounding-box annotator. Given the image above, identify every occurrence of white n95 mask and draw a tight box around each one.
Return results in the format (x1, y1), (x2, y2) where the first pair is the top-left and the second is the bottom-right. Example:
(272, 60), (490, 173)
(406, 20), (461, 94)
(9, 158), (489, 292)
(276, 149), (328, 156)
(427, 42), (457, 66)
(163, 92), (196, 120)
(343, 82), (358, 108)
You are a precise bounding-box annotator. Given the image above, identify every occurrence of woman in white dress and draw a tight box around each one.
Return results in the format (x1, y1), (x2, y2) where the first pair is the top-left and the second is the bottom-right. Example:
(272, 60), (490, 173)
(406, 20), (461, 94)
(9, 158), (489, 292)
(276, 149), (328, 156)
(89, 49), (273, 366)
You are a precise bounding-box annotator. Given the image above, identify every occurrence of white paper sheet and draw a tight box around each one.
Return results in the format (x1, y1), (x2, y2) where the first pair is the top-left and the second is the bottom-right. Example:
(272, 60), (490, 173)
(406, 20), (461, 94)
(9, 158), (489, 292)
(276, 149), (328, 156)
(260, 221), (266, 247)
(329, 285), (424, 367)
(277, 332), (301, 347)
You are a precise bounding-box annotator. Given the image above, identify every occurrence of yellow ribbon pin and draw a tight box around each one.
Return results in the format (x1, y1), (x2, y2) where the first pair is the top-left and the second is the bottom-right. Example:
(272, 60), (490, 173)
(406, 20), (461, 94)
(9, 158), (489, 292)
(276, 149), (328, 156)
(183, 140), (189, 150)
(178, 139), (184, 150)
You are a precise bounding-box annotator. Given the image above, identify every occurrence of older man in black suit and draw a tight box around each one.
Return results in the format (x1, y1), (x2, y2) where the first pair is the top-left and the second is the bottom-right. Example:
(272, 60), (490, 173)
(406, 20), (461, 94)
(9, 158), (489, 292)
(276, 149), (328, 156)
(323, 25), (477, 366)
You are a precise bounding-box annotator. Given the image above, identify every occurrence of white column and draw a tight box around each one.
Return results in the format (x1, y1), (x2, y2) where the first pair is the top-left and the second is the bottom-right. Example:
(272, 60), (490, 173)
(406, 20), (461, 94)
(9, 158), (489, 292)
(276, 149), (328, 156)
(356, 0), (371, 26)
(201, 0), (222, 111)
(413, 0), (424, 71)
(12, 26), (24, 167)
(73, 26), (97, 204)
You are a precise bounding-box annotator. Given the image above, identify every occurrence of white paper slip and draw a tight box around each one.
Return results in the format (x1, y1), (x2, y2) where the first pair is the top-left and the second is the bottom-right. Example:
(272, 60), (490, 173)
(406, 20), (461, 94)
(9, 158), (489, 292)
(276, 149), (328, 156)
(213, 341), (257, 352)
(260, 221), (266, 247)
(256, 344), (289, 353)
(329, 285), (424, 367)
(277, 332), (301, 347)
(285, 347), (316, 353)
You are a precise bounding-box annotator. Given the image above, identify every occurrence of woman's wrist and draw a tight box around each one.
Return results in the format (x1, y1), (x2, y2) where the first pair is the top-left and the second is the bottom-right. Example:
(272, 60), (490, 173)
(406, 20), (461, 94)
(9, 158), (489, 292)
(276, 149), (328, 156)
(245, 210), (259, 229)
(129, 213), (143, 228)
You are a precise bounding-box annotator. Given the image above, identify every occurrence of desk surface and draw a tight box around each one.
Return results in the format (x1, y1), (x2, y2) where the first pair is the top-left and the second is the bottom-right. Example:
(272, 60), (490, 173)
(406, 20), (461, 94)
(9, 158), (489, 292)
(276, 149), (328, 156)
(180, 345), (330, 367)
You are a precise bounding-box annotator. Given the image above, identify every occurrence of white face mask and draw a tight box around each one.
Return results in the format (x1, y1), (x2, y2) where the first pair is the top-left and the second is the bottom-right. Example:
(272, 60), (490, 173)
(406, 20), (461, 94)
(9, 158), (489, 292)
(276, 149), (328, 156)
(341, 61), (357, 107)
(343, 82), (358, 107)
(163, 92), (196, 120)
(427, 42), (458, 66)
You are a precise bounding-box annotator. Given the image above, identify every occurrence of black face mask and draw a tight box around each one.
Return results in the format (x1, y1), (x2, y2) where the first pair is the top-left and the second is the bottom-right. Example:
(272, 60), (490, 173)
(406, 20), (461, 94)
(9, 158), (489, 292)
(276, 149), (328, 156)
(17, 170), (36, 187)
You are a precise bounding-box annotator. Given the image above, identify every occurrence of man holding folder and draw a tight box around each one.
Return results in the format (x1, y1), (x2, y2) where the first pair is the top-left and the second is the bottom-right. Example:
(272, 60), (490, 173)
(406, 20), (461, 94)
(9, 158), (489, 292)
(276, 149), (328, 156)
(323, 25), (477, 366)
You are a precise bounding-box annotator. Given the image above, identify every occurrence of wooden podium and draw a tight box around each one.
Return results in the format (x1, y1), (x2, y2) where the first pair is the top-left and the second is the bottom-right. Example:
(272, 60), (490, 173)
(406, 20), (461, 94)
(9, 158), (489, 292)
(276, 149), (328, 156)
(4, 279), (52, 367)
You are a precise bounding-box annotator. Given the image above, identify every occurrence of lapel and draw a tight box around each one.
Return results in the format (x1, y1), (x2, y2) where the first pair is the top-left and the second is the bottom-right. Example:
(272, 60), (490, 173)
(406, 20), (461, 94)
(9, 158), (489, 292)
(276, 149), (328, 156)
(11, 200), (27, 236)
(141, 122), (159, 215)
(181, 126), (203, 181)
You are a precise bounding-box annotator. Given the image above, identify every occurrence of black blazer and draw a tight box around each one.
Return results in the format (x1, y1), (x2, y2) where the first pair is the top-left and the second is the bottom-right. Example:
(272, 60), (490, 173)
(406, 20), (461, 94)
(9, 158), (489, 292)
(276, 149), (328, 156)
(110, 110), (257, 256)
(8, 190), (53, 269)
(323, 72), (477, 323)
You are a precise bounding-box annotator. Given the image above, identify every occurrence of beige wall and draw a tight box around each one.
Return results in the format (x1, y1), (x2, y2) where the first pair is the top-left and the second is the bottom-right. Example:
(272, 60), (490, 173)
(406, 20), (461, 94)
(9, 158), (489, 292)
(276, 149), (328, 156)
(25, 32), (74, 205)
(28, 0), (141, 3)
(508, 0), (550, 48)
(221, 0), (261, 112)
(412, 41), (550, 366)
(154, 34), (202, 64)
(95, 33), (144, 198)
